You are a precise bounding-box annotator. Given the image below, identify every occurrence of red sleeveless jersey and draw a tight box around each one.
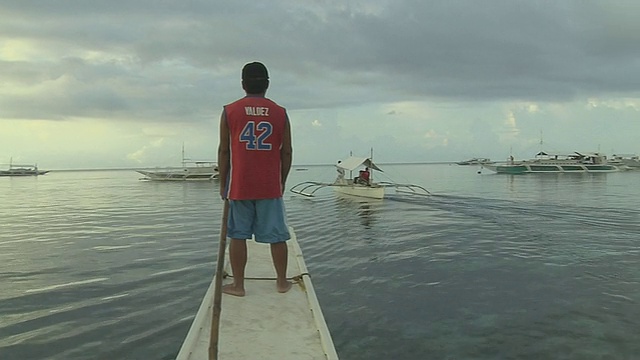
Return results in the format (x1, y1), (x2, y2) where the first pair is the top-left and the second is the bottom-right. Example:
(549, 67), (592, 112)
(224, 96), (288, 200)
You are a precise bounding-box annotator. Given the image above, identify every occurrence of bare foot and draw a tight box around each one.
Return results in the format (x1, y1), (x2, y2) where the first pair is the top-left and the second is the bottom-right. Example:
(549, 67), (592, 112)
(277, 281), (292, 294)
(222, 283), (245, 297)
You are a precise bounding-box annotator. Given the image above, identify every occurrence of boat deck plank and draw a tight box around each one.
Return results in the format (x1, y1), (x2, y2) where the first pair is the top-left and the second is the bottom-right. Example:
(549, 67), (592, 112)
(176, 229), (337, 360)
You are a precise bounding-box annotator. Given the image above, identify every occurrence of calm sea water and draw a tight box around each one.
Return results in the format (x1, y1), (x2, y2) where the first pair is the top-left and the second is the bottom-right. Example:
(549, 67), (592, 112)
(1, 164), (639, 360)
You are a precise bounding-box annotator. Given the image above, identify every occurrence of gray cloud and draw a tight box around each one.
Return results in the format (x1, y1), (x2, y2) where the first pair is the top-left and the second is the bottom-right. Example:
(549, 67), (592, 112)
(2, 0), (640, 168)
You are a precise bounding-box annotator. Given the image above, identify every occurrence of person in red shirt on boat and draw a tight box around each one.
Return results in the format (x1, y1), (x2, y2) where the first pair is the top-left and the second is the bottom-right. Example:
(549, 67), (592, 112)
(358, 167), (370, 185)
(217, 61), (293, 297)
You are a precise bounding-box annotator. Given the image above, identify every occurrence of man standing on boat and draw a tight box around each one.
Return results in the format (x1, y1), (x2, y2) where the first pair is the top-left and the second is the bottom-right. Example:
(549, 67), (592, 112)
(336, 160), (345, 183)
(217, 61), (293, 297)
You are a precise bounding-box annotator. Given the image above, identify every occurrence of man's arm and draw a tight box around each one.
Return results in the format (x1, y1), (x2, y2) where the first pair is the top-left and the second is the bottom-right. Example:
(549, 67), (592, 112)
(280, 117), (293, 194)
(217, 111), (230, 199)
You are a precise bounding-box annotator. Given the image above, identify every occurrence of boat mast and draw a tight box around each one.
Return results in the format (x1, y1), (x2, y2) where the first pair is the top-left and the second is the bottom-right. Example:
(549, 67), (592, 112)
(539, 130), (544, 153)
(349, 151), (353, 180)
(181, 143), (186, 168)
(370, 147), (374, 182)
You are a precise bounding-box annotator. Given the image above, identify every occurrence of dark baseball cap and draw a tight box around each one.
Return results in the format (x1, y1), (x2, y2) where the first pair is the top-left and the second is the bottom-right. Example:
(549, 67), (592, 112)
(242, 62), (269, 81)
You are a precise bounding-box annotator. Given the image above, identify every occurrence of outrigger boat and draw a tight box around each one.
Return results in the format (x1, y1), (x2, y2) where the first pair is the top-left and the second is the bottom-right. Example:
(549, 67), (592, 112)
(0, 158), (49, 177)
(137, 145), (218, 181)
(482, 151), (621, 174)
(175, 227), (338, 360)
(456, 157), (494, 165)
(290, 156), (430, 199)
(611, 154), (640, 170)
(137, 161), (218, 181)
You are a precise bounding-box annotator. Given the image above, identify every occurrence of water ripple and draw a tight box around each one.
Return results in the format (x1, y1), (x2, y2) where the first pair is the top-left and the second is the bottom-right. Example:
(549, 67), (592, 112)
(2, 168), (640, 359)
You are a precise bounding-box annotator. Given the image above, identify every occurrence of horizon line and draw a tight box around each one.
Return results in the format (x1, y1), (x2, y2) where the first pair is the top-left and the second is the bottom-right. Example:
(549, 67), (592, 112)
(43, 161), (459, 172)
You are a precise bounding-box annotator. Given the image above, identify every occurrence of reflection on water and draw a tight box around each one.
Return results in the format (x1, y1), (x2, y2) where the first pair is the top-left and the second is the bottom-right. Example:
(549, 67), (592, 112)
(334, 192), (382, 229)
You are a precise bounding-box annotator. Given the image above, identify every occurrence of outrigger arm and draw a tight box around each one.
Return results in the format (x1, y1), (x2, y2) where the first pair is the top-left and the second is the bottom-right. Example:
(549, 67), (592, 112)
(289, 181), (334, 197)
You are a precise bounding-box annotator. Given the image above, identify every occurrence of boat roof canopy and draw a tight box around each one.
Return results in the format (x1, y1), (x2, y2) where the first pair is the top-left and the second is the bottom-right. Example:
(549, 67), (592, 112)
(337, 156), (383, 172)
(535, 151), (604, 158)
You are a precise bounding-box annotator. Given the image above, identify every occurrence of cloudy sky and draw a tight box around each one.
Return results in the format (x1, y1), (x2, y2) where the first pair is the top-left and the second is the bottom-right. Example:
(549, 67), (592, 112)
(2, 1), (640, 169)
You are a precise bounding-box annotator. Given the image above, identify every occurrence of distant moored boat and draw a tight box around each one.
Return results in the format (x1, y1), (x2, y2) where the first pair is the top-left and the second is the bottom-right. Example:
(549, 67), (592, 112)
(610, 154), (640, 170)
(0, 158), (49, 177)
(136, 145), (218, 181)
(482, 151), (621, 174)
(456, 158), (495, 165)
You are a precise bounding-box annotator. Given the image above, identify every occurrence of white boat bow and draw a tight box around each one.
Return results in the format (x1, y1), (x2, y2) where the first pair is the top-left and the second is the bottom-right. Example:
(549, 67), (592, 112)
(175, 227), (338, 360)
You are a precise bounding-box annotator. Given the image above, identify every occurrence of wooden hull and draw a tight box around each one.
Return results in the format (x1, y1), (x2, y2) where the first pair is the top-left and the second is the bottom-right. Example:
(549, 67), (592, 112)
(333, 184), (384, 199)
(137, 169), (218, 181)
(175, 228), (338, 360)
(0, 170), (48, 176)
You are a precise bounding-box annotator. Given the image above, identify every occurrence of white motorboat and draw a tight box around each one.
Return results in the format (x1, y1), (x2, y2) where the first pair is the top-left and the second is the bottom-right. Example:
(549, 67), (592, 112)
(175, 227), (338, 360)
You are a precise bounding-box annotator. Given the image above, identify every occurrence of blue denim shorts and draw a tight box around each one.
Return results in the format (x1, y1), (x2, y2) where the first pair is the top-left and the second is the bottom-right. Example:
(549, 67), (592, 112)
(227, 198), (290, 243)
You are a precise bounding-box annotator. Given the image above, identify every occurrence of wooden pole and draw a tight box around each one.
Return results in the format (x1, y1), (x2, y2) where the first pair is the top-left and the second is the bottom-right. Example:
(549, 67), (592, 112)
(209, 199), (229, 360)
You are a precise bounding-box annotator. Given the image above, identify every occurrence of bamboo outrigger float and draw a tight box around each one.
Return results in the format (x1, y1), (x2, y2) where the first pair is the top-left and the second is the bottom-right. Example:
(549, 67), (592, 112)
(175, 227), (338, 360)
(290, 156), (430, 199)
